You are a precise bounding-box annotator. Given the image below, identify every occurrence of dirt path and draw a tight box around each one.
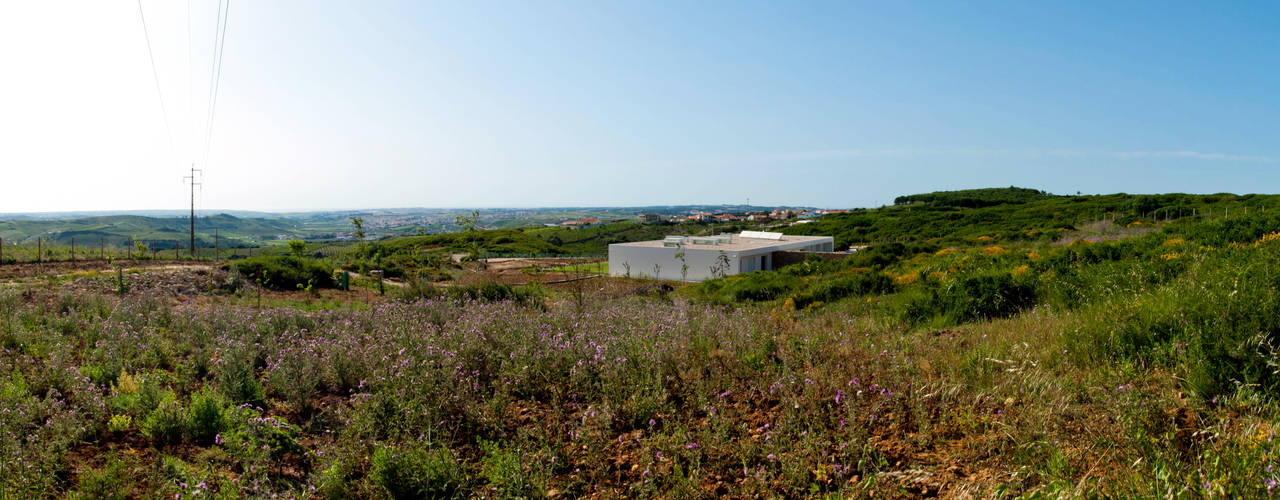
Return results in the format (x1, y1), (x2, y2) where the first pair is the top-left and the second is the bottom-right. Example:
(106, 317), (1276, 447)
(0, 259), (218, 281)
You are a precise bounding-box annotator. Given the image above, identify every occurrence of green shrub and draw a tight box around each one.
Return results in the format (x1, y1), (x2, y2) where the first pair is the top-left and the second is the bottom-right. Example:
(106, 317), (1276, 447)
(793, 272), (894, 308)
(232, 255), (334, 291)
(109, 372), (168, 419)
(71, 454), (133, 500)
(106, 414), (132, 434)
(370, 444), (465, 499)
(1068, 244), (1280, 399)
(446, 282), (539, 305)
(479, 440), (545, 498)
(702, 272), (802, 304)
(141, 399), (187, 446)
(223, 411), (307, 472)
(215, 349), (266, 408)
(186, 388), (228, 446)
(903, 273), (1036, 325)
(394, 279), (443, 302)
(317, 458), (355, 500)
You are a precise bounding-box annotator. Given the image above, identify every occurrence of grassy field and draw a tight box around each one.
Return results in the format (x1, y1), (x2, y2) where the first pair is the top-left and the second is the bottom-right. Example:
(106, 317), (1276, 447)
(3, 188), (1280, 497)
(548, 261), (608, 274)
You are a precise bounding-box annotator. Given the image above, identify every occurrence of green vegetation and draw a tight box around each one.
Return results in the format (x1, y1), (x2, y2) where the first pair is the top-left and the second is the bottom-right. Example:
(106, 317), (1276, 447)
(0, 213), (299, 248)
(527, 220), (704, 255)
(894, 186), (1060, 207)
(231, 255), (334, 290)
(9, 188), (1280, 496)
(787, 188), (1278, 248)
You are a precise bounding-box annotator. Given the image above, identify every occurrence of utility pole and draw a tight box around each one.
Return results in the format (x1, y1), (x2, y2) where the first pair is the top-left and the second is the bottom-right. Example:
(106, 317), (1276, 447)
(184, 165), (202, 259)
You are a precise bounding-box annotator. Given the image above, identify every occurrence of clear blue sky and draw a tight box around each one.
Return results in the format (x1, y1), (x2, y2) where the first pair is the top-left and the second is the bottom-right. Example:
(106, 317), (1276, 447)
(2, 1), (1278, 211)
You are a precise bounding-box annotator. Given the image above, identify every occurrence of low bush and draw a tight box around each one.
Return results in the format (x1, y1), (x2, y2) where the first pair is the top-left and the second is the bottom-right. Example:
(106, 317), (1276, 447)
(902, 273), (1036, 326)
(699, 272), (802, 304)
(232, 255), (334, 291)
(370, 444), (466, 499)
(445, 282), (540, 305)
(141, 399), (186, 446)
(394, 280), (443, 302)
(186, 388), (228, 446)
(71, 454), (134, 500)
(223, 410), (308, 475)
(792, 272), (894, 308)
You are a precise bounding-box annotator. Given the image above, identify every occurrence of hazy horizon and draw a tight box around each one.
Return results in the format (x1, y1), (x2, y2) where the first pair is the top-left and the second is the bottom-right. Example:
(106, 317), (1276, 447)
(3, 1), (1278, 212)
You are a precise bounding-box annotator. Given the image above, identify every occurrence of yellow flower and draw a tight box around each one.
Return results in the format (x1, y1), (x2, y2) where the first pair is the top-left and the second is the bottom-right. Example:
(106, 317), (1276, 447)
(1011, 264), (1030, 276)
(935, 248), (961, 256)
(894, 272), (919, 286)
(983, 245), (1009, 256)
(1026, 252), (1041, 262)
(1164, 238), (1186, 246)
(1253, 232), (1280, 247)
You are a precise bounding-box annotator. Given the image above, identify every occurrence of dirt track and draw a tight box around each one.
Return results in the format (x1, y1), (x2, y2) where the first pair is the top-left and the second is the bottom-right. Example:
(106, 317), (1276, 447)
(0, 259), (217, 281)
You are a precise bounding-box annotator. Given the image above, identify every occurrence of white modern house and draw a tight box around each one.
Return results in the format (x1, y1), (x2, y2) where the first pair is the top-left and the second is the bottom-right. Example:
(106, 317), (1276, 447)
(608, 231), (834, 281)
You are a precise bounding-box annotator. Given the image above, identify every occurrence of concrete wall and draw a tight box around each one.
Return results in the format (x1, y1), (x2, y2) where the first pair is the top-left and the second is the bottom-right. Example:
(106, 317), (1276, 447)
(608, 236), (836, 282)
(609, 245), (737, 281)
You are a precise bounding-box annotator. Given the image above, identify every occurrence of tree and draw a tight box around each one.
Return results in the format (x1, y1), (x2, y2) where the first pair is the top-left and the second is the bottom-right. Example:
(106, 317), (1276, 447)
(455, 211), (485, 263)
(710, 251), (730, 278)
(675, 249), (688, 282)
(132, 236), (147, 260)
(454, 210), (480, 232)
(349, 217), (366, 240)
(287, 239), (306, 258)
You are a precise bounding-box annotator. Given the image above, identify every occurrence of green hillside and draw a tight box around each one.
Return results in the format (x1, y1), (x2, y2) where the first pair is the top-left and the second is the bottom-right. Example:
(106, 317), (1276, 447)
(893, 186), (1060, 207)
(0, 214), (301, 248)
(786, 189), (1275, 249)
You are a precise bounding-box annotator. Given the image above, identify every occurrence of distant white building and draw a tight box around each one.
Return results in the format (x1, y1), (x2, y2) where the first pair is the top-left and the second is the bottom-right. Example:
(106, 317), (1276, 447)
(608, 231), (834, 281)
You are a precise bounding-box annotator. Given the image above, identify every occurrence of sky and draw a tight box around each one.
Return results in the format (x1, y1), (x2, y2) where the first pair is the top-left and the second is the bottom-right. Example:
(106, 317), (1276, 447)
(2, 1), (1279, 212)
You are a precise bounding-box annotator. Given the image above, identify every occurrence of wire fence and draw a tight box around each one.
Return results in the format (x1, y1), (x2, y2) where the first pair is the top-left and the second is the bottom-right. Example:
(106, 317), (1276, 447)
(0, 236), (261, 265)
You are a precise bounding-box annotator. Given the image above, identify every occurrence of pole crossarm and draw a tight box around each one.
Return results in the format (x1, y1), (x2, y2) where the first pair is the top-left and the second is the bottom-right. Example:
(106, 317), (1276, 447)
(184, 166), (203, 258)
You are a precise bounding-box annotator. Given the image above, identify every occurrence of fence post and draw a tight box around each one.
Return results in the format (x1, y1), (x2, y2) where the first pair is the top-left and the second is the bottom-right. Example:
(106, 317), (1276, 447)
(100, 237), (105, 260)
(175, 241), (179, 260)
(37, 238), (42, 265)
(71, 237), (75, 262)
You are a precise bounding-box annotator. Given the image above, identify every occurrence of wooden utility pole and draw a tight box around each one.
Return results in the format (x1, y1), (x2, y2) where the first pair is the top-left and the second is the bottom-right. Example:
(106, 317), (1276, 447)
(184, 166), (202, 259)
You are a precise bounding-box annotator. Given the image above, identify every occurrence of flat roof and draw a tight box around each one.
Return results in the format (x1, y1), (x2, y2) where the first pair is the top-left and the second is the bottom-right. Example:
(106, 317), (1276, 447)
(611, 234), (831, 252)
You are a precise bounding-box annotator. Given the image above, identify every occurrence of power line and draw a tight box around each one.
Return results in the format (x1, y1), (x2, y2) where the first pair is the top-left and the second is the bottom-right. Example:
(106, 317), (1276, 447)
(202, 0), (231, 165)
(188, 0), (194, 163)
(136, 0), (175, 153)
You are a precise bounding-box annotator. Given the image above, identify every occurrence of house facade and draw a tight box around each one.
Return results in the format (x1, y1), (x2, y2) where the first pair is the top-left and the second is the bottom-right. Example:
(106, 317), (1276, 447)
(608, 231), (834, 281)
